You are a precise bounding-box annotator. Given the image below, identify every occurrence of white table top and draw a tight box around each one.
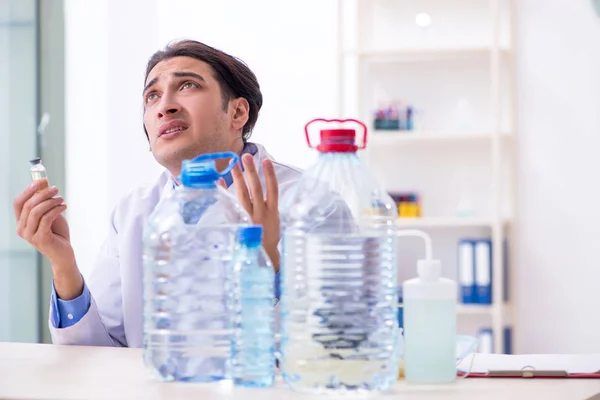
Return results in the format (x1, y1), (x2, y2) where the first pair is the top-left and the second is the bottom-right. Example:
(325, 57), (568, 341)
(1, 342), (599, 400)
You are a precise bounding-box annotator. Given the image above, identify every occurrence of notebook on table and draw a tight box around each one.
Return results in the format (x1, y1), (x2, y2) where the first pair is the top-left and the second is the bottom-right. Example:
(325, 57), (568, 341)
(457, 353), (600, 378)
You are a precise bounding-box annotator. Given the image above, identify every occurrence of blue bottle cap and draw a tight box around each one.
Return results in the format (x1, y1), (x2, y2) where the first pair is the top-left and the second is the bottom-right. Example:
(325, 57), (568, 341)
(179, 152), (239, 188)
(237, 225), (263, 248)
(180, 159), (219, 188)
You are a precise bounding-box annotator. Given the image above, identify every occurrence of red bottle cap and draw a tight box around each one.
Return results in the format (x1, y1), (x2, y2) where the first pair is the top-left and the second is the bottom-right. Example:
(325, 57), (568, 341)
(305, 119), (368, 153)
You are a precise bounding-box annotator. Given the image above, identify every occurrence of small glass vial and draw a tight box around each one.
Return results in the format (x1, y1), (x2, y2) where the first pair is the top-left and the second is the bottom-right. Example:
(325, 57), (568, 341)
(29, 157), (49, 190)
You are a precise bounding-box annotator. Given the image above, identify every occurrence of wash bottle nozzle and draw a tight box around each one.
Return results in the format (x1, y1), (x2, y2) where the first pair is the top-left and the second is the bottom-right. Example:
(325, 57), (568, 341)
(396, 229), (435, 264)
(417, 259), (442, 281)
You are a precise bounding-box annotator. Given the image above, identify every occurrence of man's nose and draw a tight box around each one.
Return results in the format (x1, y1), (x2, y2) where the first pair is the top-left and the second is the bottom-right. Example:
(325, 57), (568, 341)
(157, 98), (182, 119)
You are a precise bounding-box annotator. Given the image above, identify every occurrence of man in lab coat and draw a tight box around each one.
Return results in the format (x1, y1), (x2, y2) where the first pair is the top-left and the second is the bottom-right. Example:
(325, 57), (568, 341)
(12, 40), (302, 347)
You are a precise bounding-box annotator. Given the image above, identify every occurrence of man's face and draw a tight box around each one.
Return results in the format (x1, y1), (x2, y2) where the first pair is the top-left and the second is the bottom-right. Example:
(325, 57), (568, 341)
(143, 56), (235, 173)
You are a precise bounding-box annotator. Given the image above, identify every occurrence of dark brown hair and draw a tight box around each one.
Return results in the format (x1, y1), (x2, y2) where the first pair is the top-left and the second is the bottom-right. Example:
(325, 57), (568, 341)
(143, 40), (262, 142)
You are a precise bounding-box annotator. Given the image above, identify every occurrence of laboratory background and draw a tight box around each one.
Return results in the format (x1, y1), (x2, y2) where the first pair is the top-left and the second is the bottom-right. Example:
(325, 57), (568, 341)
(1, 0), (599, 355)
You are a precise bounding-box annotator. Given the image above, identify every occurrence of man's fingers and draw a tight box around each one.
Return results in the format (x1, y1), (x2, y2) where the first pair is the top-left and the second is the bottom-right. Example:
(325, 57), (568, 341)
(242, 154), (265, 211)
(263, 159), (279, 211)
(13, 182), (39, 222)
(23, 197), (64, 239)
(18, 185), (59, 235)
(37, 203), (67, 237)
(231, 161), (252, 212)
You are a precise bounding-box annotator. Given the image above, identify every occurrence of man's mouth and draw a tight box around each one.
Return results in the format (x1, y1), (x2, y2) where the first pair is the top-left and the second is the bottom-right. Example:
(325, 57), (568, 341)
(162, 126), (186, 135)
(159, 120), (189, 139)
(160, 127), (187, 139)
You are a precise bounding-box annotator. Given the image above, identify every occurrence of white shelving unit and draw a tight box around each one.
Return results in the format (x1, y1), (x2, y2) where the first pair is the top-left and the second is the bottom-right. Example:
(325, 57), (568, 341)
(352, 47), (511, 64)
(396, 217), (503, 229)
(370, 131), (512, 145)
(338, 0), (515, 354)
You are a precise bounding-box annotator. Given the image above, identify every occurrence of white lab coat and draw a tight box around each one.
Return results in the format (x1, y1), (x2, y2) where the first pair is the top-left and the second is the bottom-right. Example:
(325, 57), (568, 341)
(49, 143), (302, 347)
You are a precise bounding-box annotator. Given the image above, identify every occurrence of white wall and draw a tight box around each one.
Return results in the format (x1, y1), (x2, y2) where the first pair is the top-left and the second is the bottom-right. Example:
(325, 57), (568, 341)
(65, 0), (110, 281)
(65, 0), (338, 278)
(65, 0), (163, 279)
(514, 0), (600, 353)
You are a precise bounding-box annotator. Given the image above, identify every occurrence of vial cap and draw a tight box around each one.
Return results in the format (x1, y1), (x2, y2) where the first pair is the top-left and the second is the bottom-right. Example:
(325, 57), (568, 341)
(29, 157), (42, 166)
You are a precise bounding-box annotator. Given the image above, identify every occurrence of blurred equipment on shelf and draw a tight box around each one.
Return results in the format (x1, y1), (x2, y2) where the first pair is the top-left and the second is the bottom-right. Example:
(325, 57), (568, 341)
(456, 168), (476, 217)
(373, 101), (416, 131)
(458, 238), (492, 305)
(454, 97), (474, 132)
(478, 328), (494, 354)
(390, 192), (421, 218)
(458, 238), (510, 307)
(477, 327), (512, 354)
(397, 287), (404, 330)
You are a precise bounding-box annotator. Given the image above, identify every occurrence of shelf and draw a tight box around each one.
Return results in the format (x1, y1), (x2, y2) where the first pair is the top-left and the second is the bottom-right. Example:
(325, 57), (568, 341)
(397, 303), (503, 316)
(396, 217), (498, 228)
(457, 304), (495, 315)
(370, 131), (512, 145)
(345, 47), (511, 64)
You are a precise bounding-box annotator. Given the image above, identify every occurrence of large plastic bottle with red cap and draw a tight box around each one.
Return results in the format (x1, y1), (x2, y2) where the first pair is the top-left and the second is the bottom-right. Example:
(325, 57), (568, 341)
(279, 119), (399, 394)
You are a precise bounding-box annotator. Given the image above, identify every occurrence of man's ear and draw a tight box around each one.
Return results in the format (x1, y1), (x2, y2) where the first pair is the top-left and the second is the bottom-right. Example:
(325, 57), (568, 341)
(230, 97), (250, 131)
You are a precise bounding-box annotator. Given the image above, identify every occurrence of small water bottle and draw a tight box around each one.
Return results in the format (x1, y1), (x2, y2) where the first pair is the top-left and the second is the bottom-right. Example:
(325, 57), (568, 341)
(230, 225), (275, 387)
(280, 118), (399, 394)
(402, 260), (457, 384)
(143, 152), (250, 382)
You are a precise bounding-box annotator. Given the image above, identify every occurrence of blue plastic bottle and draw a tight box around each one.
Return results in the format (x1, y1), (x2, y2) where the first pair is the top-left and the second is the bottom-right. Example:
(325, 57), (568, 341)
(142, 152), (250, 382)
(280, 118), (399, 394)
(230, 225), (275, 387)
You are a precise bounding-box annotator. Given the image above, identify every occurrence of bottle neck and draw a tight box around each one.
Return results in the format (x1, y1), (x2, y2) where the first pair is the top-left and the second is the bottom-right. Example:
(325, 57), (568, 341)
(238, 244), (261, 258)
(180, 182), (218, 190)
(318, 150), (359, 157)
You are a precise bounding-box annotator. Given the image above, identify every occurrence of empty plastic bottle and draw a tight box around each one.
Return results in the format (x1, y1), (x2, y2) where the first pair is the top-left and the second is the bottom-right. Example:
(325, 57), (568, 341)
(142, 152), (250, 382)
(279, 118), (399, 394)
(230, 225), (275, 387)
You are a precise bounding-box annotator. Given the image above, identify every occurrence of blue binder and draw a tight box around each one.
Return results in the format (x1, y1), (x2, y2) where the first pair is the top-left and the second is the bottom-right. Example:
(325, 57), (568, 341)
(458, 240), (477, 303)
(477, 328), (494, 353)
(475, 239), (492, 304)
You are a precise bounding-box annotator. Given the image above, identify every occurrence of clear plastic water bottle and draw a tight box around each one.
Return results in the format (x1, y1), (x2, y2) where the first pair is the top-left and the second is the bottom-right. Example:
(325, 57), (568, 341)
(280, 118), (399, 394)
(230, 225), (275, 387)
(143, 152), (250, 382)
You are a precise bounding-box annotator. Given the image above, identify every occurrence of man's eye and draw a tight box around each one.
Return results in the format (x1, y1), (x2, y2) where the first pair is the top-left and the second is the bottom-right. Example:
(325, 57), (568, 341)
(181, 81), (198, 90)
(145, 93), (158, 104)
